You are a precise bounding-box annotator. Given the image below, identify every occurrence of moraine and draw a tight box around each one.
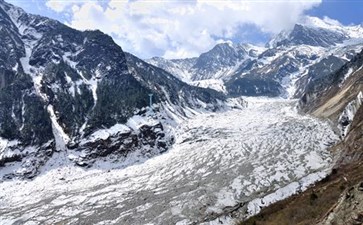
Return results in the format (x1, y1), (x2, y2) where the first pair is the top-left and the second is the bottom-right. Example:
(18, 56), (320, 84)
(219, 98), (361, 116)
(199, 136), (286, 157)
(0, 98), (338, 225)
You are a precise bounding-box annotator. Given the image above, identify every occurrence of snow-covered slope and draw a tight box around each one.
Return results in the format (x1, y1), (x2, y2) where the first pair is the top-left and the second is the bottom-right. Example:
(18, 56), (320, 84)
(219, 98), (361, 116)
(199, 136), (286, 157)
(147, 42), (265, 82)
(191, 79), (227, 94)
(0, 98), (338, 224)
(146, 56), (196, 82)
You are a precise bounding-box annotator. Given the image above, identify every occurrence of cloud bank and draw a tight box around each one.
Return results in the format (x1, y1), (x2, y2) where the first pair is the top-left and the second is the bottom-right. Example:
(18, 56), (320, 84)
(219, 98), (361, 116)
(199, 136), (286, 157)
(45, 0), (322, 59)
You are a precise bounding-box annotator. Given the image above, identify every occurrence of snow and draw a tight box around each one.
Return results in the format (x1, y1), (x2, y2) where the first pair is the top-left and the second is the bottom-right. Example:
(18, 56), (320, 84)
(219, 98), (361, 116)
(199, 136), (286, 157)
(19, 47), (32, 75)
(338, 91), (363, 137)
(77, 70), (99, 109)
(11, 11), (49, 104)
(82, 124), (131, 144)
(240, 43), (266, 55)
(340, 65), (363, 87)
(62, 51), (80, 69)
(192, 79), (227, 93)
(146, 57), (194, 82)
(0, 138), (20, 161)
(0, 138), (9, 158)
(0, 98), (338, 224)
(303, 16), (343, 31)
(127, 115), (159, 131)
(11, 63), (18, 72)
(88, 77), (98, 106)
(302, 16), (363, 40)
(246, 171), (327, 216)
(341, 68), (354, 85)
(47, 105), (70, 150)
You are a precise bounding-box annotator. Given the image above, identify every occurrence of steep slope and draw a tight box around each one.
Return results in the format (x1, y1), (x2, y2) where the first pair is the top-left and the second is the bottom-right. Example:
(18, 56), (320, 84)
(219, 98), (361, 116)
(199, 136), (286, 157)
(0, 0), (226, 178)
(189, 43), (261, 81)
(299, 49), (363, 125)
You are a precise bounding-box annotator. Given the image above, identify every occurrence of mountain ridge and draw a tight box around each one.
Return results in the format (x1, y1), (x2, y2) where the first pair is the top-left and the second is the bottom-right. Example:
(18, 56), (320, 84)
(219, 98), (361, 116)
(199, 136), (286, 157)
(148, 16), (363, 98)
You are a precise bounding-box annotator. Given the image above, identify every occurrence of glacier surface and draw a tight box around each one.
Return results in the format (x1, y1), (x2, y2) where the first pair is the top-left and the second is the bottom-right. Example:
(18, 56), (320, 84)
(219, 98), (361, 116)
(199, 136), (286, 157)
(0, 98), (338, 225)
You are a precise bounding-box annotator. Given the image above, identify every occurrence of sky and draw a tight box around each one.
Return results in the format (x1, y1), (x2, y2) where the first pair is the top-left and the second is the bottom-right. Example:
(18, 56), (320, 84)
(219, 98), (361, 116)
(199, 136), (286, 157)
(6, 0), (363, 59)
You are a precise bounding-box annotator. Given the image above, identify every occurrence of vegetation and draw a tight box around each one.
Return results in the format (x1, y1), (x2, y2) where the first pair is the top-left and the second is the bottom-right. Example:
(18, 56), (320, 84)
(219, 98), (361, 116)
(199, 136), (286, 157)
(238, 163), (363, 225)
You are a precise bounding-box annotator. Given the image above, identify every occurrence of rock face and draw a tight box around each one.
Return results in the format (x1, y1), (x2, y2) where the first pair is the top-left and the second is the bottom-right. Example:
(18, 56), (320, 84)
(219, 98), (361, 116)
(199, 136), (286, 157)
(0, 0), (225, 178)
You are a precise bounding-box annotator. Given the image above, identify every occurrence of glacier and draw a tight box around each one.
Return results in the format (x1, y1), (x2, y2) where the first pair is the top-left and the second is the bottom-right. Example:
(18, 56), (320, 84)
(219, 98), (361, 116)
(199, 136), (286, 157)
(0, 97), (338, 225)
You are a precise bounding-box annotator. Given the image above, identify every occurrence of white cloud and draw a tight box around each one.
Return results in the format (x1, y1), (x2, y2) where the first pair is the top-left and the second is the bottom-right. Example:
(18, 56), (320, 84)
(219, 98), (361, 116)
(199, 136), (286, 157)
(45, 0), (81, 12)
(45, 0), (322, 59)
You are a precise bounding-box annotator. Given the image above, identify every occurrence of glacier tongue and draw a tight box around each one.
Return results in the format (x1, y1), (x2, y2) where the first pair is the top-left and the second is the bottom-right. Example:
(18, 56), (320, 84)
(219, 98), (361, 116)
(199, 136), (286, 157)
(0, 98), (338, 224)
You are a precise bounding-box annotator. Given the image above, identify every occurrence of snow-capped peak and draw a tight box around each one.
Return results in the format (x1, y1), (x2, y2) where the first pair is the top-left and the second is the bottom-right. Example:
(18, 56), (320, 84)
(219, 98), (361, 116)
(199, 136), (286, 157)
(302, 16), (343, 30)
(301, 16), (363, 38)
(216, 39), (234, 47)
(267, 16), (363, 48)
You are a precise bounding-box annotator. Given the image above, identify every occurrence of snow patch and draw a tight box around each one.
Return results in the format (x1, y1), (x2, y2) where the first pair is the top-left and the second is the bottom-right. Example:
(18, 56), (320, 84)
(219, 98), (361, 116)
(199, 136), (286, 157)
(192, 79), (227, 94)
(340, 68), (354, 86)
(82, 124), (131, 144)
(338, 91), (363, 137)
(247, 171), (328, 216)
(47, 105), (70, 150)
(127, 115), (159, 131)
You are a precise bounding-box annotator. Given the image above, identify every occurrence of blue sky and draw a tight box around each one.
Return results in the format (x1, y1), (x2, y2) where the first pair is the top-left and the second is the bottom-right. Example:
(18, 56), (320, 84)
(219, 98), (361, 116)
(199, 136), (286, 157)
(307, 0), (363, 25)
(6, 0), (363, 59)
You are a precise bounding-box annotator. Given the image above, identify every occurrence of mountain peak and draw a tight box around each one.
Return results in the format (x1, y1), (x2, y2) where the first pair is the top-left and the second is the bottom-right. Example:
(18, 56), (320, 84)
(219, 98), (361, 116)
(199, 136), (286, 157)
(300, 16), (343, 30)
(268, 16), (363, 48)
(268, 17), (351, 48)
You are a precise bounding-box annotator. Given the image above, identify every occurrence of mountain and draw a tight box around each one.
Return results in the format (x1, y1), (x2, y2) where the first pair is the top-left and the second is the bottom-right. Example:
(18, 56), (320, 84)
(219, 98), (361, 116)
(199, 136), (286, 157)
(226, 17), (363, 98)
(149, 17), (363, 98)
(148, 42), (265, 83)
(269, 17), (363, 48)
(268, 24), (347, 48)
(299, 49), (363, 137)
(0, 0), (226, 178)
(146, 56), (196, 83)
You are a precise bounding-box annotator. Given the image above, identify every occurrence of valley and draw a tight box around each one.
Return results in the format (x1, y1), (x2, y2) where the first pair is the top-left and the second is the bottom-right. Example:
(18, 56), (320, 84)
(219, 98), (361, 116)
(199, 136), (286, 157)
(0, 1), (363, 224)
(0, 98), (338, 225)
